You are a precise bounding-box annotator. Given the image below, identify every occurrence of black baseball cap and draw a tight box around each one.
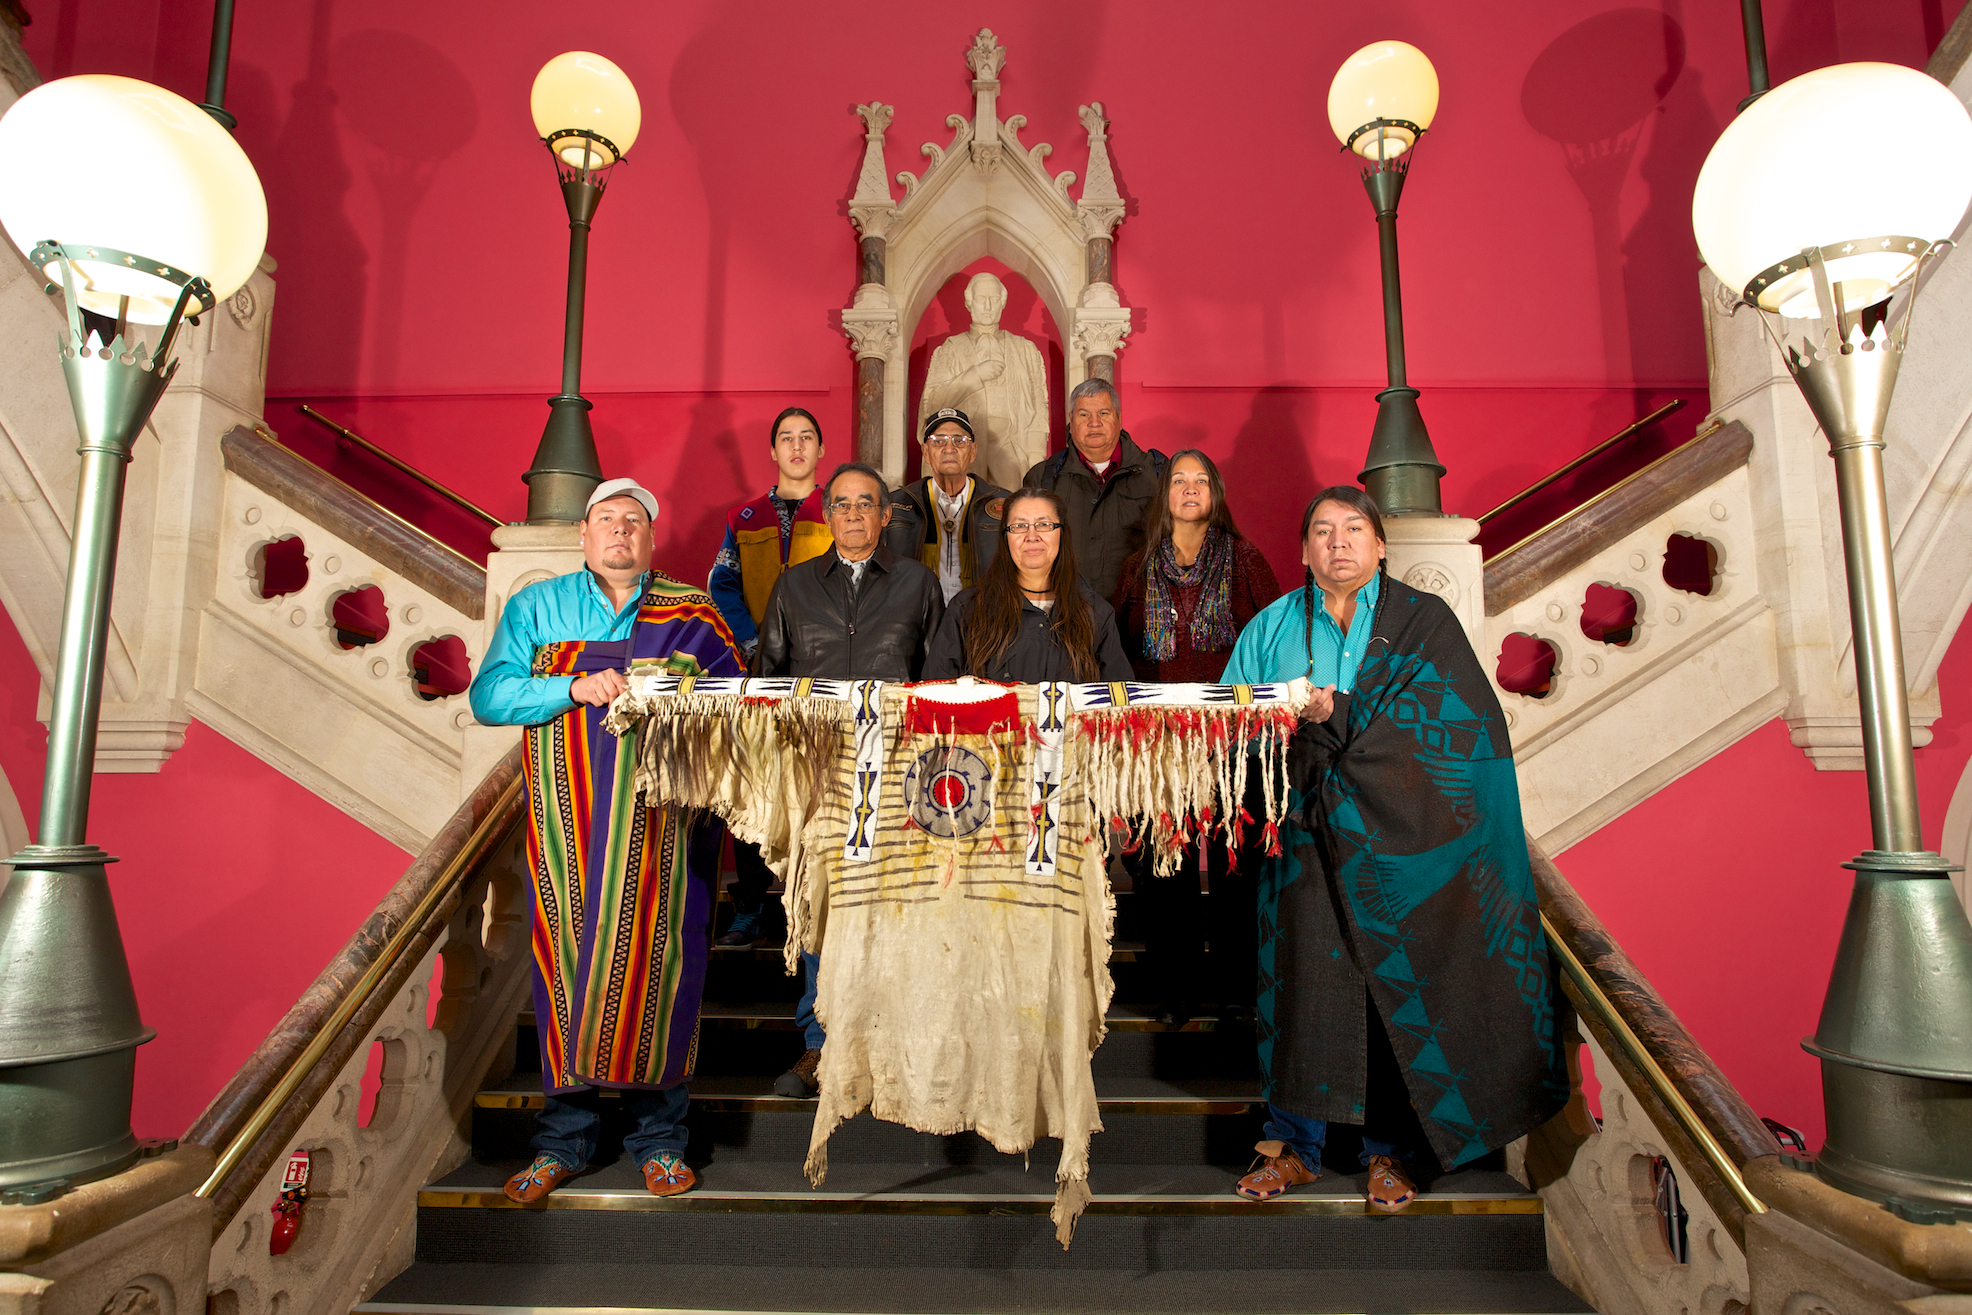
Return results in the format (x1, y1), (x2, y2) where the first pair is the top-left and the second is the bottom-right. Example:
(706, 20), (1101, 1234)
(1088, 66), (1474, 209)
(921, 407), (975, 439)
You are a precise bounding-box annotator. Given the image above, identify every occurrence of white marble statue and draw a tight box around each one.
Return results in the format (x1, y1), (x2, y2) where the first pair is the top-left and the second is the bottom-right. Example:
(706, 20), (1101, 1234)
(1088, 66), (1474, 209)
(919, 273), (1050, 490)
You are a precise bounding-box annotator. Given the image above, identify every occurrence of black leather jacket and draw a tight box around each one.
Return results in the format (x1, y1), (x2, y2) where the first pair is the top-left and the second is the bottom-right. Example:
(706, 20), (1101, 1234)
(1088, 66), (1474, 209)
(753, 545), (946, 682)
(921, 582), (1134, 683)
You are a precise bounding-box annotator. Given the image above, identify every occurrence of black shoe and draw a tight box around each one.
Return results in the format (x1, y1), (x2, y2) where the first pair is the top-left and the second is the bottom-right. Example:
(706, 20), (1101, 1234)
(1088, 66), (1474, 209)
(715, 912), (761, 948)
(774, 1048), (822, 1098)
(1155, 1004), (1194, 1029)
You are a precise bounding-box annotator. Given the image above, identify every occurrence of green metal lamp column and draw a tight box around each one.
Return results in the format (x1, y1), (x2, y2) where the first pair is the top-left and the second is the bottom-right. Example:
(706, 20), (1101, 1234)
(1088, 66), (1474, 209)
(1775, 245), (1972, 1219)
(522, 171), (608, 524)
(0, 258), (201, 1193)
(1354, 137), (1446, 517)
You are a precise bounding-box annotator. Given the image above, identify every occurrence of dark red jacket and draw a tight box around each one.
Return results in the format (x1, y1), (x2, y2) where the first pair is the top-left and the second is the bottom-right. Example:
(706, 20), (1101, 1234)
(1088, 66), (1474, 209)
(1112, 536), (1283, 684)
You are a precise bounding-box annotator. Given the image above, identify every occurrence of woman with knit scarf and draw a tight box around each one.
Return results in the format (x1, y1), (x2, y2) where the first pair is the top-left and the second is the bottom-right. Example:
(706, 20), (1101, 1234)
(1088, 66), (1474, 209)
(1112, 450), (1281, 1026)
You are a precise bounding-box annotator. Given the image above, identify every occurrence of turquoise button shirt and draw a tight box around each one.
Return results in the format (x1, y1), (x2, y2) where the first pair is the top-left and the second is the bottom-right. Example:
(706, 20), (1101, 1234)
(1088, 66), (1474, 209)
(1220, 570), (1381, 692)
(468, 569), (651, 728)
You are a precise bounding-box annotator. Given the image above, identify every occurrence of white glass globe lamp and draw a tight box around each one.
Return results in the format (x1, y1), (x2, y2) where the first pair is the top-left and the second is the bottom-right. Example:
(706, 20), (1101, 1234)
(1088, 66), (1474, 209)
(1694, 62), (1972, 318)
(0, 75), (267, 325)
(1328, 41), (1439, 161)
(531, 52), (642, 170)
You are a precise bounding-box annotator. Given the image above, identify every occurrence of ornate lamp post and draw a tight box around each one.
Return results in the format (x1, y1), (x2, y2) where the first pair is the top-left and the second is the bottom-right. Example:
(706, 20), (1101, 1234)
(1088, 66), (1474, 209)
(1694, 62), (1972, 1218)
(521, 51), (642, 524)
(1327, 40), (1447, 517)
(0, 75), (266, 1194)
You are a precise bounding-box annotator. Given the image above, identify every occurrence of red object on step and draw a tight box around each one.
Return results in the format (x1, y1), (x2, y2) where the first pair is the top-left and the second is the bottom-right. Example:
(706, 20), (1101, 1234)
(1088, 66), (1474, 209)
(268, 1149), (311, 1255)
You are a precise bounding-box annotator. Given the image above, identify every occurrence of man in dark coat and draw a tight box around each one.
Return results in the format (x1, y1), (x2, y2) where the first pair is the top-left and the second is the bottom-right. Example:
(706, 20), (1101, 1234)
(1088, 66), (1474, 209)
(752, 461), (946, 1098)
(894, 407), (1007, 602)
(1022, 378), (1164, 602)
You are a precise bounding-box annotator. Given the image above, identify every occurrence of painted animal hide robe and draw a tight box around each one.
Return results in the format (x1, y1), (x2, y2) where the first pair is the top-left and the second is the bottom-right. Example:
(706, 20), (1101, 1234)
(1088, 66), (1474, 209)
(607, 675), (1305, 1245)
(524, 574), (743, 1094)
(1258, 575), (1569, 1170)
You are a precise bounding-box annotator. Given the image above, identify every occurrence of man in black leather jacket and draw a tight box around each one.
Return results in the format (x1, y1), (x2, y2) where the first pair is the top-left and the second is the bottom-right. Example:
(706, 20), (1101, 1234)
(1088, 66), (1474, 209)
(751, 462), (945, 1098)
(754, 464), (946, 683)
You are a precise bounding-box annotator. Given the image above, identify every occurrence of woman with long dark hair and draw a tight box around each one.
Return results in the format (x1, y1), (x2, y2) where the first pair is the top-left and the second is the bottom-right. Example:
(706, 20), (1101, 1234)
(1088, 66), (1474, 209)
(1112, 450), (1280, 1025)
(922, 488), (1133, 682)
(1219, 486), (1566, 1216)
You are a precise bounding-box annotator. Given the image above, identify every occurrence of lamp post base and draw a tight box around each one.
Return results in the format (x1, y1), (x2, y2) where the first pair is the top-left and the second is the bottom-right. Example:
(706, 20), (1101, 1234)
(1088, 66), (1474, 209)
(1813, 1061), (1972, 1221)
(1806, 849), (1972, 1220)
(0, 846), (155, 1193)
(523, 393), (603, 525)
(1361, 386), (1446, 517)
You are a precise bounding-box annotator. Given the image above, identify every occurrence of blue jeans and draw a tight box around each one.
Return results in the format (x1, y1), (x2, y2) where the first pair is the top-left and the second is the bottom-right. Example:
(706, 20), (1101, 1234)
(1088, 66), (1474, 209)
(1263, 1102), (1401, 1171)
(795, 951), (825, 1050)
(532, 1083), (690, 1171)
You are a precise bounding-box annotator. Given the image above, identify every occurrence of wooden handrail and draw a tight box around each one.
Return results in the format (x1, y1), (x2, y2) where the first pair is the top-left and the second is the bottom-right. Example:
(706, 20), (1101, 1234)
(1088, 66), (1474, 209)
(1532, 836), (1779, 1246)
(1476, 399), (1687, 526)
(1484, 419), (1754, 615)
(222, 425), (488, 619)
(184, 747), (527, 1234)
(298, 405), (503, 529)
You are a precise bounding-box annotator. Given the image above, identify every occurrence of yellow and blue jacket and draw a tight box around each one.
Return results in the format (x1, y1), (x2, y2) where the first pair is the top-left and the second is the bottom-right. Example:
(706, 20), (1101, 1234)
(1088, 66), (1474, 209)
(707, 488), (832, 649)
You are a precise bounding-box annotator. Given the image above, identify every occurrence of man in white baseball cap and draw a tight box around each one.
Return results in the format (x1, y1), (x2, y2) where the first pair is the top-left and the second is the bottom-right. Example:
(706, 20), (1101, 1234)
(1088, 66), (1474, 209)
(469, 475), (742, 1203)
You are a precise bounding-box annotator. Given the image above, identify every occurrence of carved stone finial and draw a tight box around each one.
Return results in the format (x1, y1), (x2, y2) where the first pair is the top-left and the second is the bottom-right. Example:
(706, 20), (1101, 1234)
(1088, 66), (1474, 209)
(1078, 102), (1120, 203)
(967, 28), (1006, 81)
(851, 102), (897, 213)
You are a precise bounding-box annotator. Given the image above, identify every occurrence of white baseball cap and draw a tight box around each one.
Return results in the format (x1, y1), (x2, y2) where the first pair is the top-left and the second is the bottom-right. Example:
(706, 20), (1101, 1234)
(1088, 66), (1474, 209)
(585, 477), (659, 523)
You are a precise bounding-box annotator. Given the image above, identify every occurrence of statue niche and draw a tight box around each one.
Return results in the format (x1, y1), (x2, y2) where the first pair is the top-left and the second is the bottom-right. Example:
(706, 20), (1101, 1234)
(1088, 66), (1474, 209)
(918, 272), (1051, 490)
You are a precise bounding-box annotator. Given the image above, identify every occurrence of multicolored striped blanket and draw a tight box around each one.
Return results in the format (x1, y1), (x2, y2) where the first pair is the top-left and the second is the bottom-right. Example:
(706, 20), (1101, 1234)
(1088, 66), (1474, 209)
(523, 576), (742, 1093)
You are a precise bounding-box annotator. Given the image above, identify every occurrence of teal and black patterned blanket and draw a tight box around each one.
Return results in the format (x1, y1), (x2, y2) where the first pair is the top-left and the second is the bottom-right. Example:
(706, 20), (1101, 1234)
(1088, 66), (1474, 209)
(1258, 573), (1568, 1169)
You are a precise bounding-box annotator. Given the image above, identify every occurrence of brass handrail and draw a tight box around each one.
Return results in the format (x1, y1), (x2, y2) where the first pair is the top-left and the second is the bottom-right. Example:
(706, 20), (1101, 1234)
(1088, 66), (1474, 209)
(193, 772), (526, 1202)
(1476, 399), (1688, 526)
(298, 404), (503, 528)
(1541, 910), (1768, 1218)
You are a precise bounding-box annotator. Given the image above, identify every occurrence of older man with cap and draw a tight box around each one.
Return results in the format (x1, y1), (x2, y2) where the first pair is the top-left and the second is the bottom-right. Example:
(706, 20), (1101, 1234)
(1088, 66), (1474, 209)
(894, 408), (1007, 603)
(470, 477), (744, 1203)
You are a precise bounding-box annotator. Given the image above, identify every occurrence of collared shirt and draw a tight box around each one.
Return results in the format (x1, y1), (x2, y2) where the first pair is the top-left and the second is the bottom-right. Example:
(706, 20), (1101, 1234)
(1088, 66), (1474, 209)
(469, 568), (650, 727)
(931, 477), (973, 601)
(1219, 569), (1382, 691)
(1076, 444), (1122, 483)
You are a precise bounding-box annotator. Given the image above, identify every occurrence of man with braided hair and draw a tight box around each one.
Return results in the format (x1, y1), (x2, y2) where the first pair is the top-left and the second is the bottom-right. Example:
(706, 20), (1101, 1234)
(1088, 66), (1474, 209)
(1221, 486), (1567, 1213)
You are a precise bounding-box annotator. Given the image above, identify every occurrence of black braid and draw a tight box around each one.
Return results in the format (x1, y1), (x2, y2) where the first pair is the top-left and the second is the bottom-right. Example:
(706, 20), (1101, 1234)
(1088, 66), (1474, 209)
(1303, 566), (1318, 680)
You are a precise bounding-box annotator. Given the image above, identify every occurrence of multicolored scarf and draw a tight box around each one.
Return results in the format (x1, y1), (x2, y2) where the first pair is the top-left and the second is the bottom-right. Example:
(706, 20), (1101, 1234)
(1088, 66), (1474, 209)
(1142, 526), (1237, 662)
(523, 573), (743, 1093)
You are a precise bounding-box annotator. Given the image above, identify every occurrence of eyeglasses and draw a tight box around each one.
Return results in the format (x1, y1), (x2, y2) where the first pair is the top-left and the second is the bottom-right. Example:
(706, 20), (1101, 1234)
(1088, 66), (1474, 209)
(1005, 519), (1062, 535)
(925, 435), (974, 448)
(828, 496), (881, 514)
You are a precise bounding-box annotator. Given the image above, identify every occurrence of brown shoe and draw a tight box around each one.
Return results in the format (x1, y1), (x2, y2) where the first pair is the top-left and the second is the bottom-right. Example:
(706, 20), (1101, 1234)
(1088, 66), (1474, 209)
(774, 1047), (822, 1098)
(503, 1154), (577, 1203)
(641, 1152), (697, 1196)
(1365, 1155), (1417, 1213)
(1234, 1140), (1319, 1200)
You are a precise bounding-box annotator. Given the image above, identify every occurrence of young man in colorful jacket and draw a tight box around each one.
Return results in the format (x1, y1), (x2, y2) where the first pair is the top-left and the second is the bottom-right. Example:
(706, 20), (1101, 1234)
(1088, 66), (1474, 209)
(706, 408), (834, 949)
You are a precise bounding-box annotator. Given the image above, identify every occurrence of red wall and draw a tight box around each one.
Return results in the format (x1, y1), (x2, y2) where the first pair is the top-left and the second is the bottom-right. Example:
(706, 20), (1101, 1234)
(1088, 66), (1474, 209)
(11, 0), (1965, 1147)
(0, 616), (409, 1139)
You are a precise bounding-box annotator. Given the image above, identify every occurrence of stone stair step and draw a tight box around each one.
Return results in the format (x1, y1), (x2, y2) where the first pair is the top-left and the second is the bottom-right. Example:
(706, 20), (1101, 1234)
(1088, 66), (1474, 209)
(422, 1155), (1536, 1215)
(360, 1261), (1592, 1314)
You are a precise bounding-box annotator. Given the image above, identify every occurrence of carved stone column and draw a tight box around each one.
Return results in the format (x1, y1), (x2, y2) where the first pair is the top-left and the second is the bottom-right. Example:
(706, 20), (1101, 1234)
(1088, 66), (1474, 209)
(1072, 103), (1129, 391)
(845, 102), (902, 470)
(843, 314), (900, 467)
